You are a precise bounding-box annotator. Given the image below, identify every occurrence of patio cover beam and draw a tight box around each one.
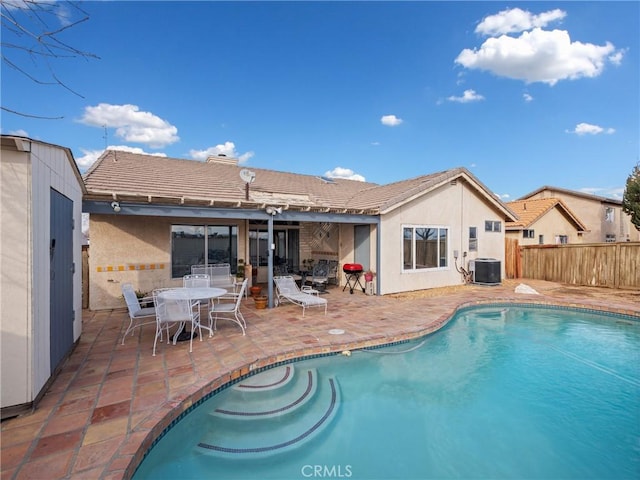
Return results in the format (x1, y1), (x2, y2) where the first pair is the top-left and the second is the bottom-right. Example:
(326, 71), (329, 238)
(83, 200), (379, 225)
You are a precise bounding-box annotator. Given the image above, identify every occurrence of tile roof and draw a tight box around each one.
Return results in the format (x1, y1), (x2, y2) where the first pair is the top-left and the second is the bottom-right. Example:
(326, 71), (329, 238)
(506, 198), (587, 230)
(519, 185), (622, 206)
(82, 150), (515, 218)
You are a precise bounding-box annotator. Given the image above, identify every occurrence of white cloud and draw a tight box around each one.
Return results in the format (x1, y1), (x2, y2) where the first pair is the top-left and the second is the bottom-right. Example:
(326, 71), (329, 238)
(324, 167), (366, 182)
(189, 141), (254, 164)
(80, 103), (179, 148)
(476, 8), (566, 36)
(609, 49), (625, 66)
(457, 8), (621, 86)
(447, 89), (485, 103)
(380, 114), (403, 126)
(568, 123), (615, 135)
(498, 193), (511, 200)
(523, 93), (533, 102)
(75, 145), (166, 170)
(7, 128), (29, 136)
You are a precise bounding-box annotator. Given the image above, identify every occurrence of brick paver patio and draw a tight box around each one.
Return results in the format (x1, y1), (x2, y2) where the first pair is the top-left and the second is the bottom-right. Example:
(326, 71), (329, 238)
(2, 279), (638, 479)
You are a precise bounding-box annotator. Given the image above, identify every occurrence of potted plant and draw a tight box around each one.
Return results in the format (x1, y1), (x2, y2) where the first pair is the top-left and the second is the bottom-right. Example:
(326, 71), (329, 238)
(135, 290), (153, 308)
(250, 284), (262, 298)
(302, 258), (315, 272)
(236, 259), (245, 280)
(364, 270), (375, 283)
(254, 294), (268, 309)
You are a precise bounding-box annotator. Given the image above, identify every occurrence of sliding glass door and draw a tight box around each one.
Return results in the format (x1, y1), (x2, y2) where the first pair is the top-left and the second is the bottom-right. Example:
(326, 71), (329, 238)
(249, 225), (299, 283)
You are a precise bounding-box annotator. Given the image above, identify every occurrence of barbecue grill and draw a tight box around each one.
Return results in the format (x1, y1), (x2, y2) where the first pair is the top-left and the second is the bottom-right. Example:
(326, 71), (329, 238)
(342, 263), (365, 294)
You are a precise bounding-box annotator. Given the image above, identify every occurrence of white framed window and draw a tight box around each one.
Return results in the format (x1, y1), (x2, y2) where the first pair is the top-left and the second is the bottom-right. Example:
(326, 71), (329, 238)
(555, 235), (568, 245)
(605, 234), (616, 243)
(538, 235), (544, 244)
(469, 226), (477, 252)
(403, 225), (449, 271)
(523, 229), (535, 239)
(605, 207), (614, 223)
(485, 220), (502, 232)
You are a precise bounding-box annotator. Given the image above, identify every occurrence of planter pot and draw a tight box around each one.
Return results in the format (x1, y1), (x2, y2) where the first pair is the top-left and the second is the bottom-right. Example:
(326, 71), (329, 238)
(254, 295), (268, 309)
(364, 274), (374, 282)
(250, 286), (262, 298)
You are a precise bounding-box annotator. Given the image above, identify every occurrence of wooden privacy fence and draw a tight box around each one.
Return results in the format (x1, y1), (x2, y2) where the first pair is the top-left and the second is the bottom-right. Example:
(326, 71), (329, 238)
(512, 242), (640, 289)
(504, 238), (521, 279)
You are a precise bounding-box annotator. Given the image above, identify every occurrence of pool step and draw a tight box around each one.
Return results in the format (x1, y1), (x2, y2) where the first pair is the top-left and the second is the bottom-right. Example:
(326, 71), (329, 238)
(231, 364), (296, 392)
(196, 367), (340, 458)
(210, 367), (318, 420)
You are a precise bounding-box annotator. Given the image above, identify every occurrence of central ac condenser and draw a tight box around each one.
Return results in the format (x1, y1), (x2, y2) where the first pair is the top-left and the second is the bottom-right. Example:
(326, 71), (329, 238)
(472, 258), (501, 285)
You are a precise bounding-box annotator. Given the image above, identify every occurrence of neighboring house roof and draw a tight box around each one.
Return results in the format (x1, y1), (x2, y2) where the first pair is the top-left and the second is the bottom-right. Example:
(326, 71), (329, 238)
(83, 150), (517, 219)
(505, 198), (587, 231)
(519, 185), (622, 206)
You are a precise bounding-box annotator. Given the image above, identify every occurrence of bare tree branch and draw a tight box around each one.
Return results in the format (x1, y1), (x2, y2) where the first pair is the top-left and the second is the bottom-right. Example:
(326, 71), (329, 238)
(1, 105), (64, 120)
(1, 0), (99, 118)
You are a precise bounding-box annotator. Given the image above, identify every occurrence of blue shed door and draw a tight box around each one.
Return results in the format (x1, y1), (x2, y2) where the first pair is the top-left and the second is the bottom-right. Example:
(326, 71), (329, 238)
(50, 188), (74, 373)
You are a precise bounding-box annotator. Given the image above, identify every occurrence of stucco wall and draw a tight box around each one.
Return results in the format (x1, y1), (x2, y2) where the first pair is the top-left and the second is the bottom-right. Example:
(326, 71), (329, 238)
(88, 180), (508, 306)
(88, 215), (247, 310)
(378, 180), (506, 295)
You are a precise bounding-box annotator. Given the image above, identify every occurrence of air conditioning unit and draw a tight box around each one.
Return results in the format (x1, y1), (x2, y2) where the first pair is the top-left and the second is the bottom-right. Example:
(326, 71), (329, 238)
(473, 258), (501, 285)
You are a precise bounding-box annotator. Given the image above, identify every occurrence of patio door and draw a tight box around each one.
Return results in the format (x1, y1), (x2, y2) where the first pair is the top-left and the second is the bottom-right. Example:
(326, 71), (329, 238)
(354, 225), (370, 270)
(249, 227), (299, 283)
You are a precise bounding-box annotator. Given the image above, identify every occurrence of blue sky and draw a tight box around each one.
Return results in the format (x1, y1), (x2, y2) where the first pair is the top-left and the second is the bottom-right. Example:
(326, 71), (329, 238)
(2, 1), (638, 200)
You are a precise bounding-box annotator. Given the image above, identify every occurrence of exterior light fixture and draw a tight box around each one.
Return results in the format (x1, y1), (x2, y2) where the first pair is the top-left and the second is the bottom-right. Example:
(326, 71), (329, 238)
(111, 201), (121, 213)
(265, 206), (282, 215)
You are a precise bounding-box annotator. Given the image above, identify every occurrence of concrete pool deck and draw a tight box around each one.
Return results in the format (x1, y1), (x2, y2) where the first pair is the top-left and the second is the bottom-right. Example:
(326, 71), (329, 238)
(2, 279), (639, 479)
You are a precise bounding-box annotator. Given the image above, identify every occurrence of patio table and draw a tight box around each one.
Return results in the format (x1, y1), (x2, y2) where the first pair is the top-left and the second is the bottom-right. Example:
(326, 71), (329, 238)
(157, 287), (226, 342)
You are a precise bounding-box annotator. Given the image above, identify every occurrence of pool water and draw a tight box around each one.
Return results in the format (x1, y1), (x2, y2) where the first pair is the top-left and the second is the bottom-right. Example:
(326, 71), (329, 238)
(134, 306), (640, 479)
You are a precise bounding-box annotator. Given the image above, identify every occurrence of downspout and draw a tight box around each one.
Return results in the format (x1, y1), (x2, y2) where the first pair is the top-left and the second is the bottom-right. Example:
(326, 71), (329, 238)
(376, 215), (381, 295)
(267, 215), (274, 308)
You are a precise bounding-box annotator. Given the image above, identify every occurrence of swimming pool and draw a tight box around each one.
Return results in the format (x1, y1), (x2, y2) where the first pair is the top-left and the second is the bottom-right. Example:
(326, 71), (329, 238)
(133, 305), (640, 479)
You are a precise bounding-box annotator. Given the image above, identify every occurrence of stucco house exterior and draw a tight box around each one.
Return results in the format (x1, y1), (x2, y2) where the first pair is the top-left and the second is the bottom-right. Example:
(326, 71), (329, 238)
(1, 135), (85, 418)
(505, 198), (587, 245)
(82, 151), (516, 310)
(519, 186), (638, 243)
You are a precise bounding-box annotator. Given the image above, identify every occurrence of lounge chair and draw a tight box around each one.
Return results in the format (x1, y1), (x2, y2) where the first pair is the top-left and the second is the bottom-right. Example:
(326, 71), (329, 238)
(274, 276), (328, 317)
(121, 283), (156, 345)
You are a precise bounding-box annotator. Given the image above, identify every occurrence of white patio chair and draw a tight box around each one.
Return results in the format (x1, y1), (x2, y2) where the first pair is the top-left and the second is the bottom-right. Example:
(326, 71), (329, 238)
(274, 276), (328, 317)
(152, 289), (213, 355)
(192, 264), (236, 295)
(183, 273), (210, 288)
(208, 278), (248, 335)
(121, 283), (156, 345)
(183, 273), (212, 309)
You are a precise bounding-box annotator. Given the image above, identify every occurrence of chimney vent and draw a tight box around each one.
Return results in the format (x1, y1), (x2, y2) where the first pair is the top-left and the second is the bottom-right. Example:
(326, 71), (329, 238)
(207, 154), (239, 166)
